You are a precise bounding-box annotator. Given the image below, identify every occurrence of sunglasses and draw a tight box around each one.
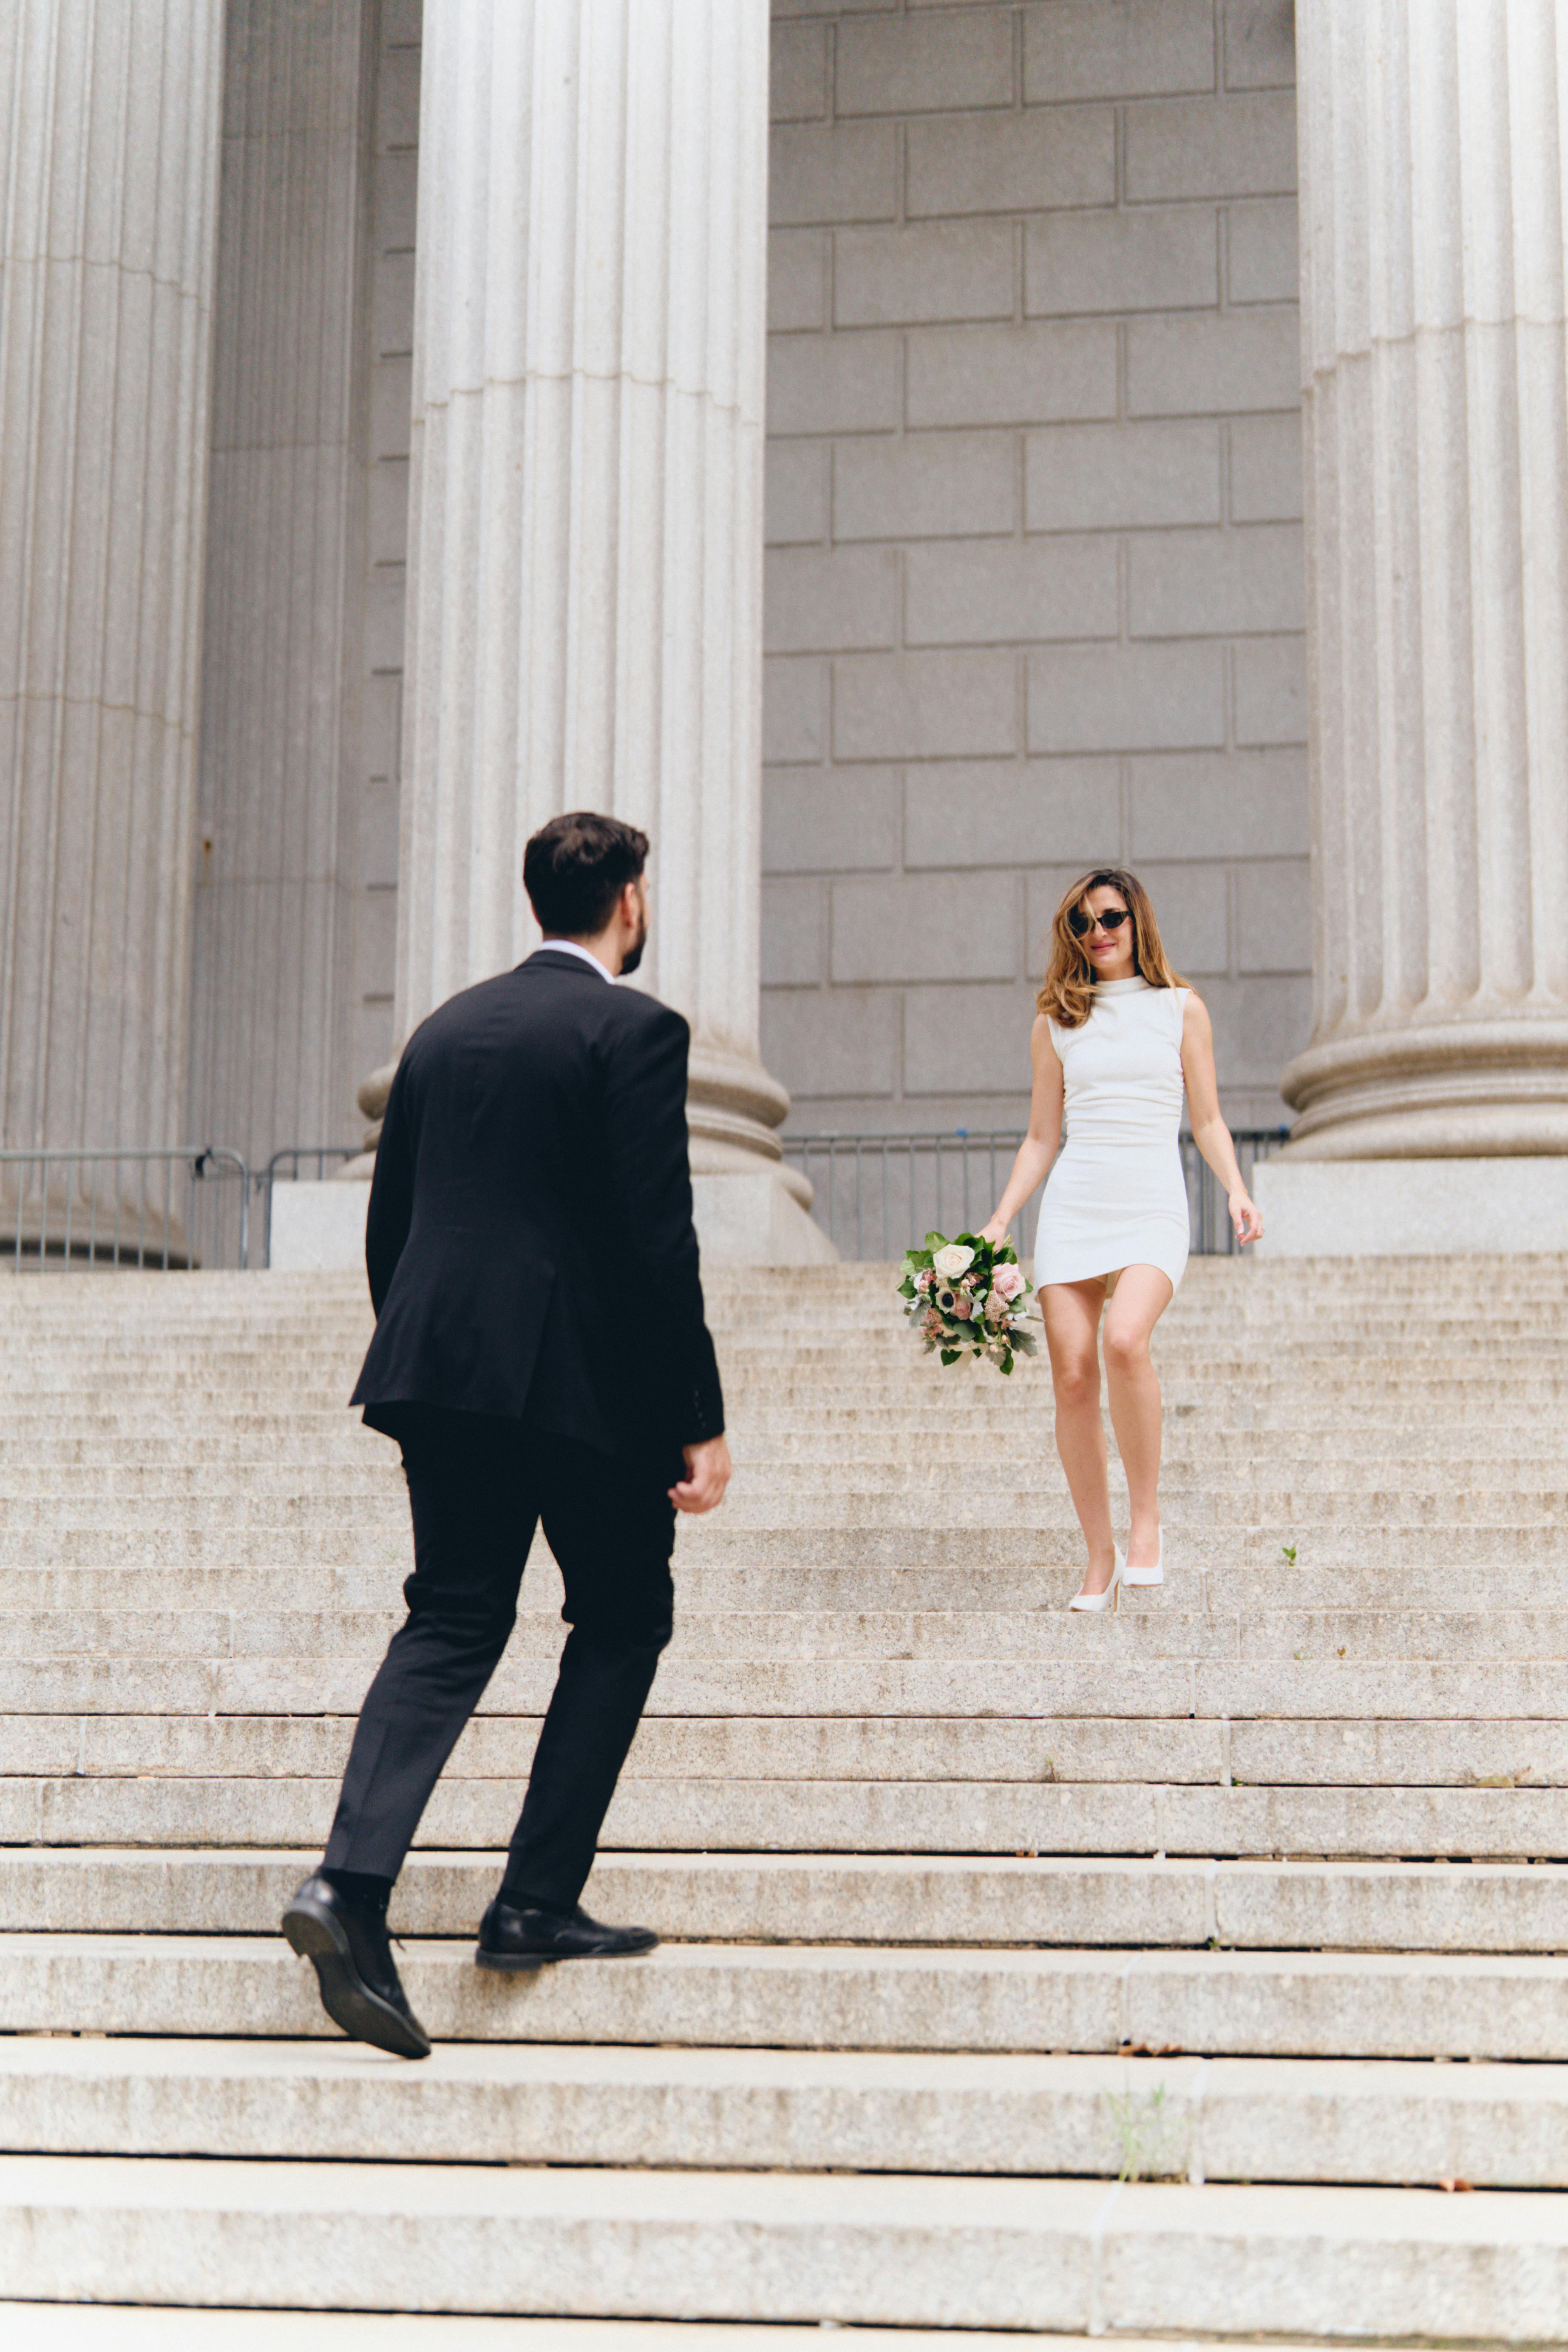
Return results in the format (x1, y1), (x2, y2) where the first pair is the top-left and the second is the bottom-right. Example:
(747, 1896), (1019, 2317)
(1068, 906), (1132, 937)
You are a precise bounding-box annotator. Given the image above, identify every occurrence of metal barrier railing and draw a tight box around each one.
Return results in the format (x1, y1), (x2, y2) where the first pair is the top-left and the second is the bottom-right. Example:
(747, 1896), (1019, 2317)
(0, 1146), (366, 1272)
(0, 1147), (252, 1271)
(780, 1128), (1291, 1263)
(0, 1130), (1292, 1273)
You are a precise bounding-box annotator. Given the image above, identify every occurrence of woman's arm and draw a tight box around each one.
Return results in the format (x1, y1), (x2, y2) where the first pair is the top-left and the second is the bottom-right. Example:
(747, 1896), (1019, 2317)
(1180, 993), (1263, 1246)
(980, 1016), (1064, 1245)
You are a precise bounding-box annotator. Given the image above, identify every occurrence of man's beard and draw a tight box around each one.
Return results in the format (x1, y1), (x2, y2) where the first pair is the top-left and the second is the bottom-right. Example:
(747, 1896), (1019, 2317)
(620, 906), (648, 976)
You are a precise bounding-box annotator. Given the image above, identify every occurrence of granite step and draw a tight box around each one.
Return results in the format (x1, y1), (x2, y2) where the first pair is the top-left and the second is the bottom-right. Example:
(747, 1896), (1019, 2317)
(0, 2317), (1239, 2352)
(5, 1934), (1568, 2056)
(11, 1453), (1568, 1497)
(5, 2315), (1170, 2352)
(9, 1601), (1568, 1667)
(6, 1416), (1565, 1458)
(2, 2158), (1563, 2340)
(4, 1490), (1565, 1540)
(6, 1372), (1568, 1413)
(3, 1774), (1564, 1855)
(6, 1557), (1566, 1614)
(7, 1848), (1568, 1952)
(9, 1650), (1568, 1726)
(5, 1706), (1563, 1786)
(0, 1346), (1515, 1373)
(1, 2037), (1562, 2188)
(17, 1526), (1568, 1571)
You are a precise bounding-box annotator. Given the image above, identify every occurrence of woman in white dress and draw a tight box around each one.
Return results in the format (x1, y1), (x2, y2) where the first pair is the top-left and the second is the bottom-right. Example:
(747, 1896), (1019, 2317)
(981, 869), (1262, 1612)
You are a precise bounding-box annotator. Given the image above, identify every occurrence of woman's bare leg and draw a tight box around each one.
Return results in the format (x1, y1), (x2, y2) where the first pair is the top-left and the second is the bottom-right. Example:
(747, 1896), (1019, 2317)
(1041, 1278), (1114, 1592)
(1101, 1264), (1175, 1571)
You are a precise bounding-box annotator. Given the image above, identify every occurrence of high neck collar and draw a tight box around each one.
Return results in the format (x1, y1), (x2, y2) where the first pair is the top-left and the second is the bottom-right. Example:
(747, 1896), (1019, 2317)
(1094, 973), (1150, 996)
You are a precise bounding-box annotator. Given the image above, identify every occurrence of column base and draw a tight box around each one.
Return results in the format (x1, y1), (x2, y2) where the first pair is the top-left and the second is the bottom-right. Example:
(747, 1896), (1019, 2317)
(348, 1053), (816, 1204)
(1253, 1157), (1568, 1257)
(267, 1180), (369, 1272)
(692, 1169), (838, 1266)
(1280, 1019), (1568, 1158)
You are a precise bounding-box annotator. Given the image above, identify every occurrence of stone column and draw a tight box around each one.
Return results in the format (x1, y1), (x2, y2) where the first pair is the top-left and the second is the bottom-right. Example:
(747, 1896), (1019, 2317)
(1283, 0), (1568, 1157)
(354, 0), (824, 1260)
(186, 0), (375, 1172)
(0, 0), (225, 1157)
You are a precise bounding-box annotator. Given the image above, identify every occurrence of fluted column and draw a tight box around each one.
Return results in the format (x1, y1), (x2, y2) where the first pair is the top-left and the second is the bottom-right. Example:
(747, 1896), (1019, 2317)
(1284, 0), (1568, 1157)
(0, 0), (225, 1153)
(187, 0), (374, 1170)
(367, 0), (798, 1199)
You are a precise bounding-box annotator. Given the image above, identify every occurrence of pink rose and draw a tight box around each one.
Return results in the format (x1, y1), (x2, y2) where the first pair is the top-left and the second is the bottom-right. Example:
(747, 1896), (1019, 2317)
(922, 1308), (943, 1337)
(916, 1269), (934, 1292)
(949, 1293), (973, 1319)
(992, 1263), (1025, 1302)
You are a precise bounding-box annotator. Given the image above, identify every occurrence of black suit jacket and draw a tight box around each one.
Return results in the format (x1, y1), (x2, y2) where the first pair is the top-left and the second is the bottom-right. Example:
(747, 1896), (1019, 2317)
(349, 950), (724, 1460)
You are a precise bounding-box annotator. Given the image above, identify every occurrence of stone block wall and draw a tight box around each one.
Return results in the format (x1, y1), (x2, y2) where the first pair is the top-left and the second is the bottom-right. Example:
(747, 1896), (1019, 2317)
(761, 0), (1309, 1137)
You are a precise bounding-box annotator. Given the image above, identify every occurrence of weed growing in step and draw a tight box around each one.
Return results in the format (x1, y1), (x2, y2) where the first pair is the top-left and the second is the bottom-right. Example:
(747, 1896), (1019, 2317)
(1281, 1543), (1297, 1564)
(1104, 2078), (1183, 2183)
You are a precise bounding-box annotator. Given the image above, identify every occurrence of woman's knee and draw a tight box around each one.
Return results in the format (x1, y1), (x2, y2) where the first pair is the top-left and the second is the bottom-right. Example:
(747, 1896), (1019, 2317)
(1102, 1318), (1150, 1376)
(1051, 1347), (1100, 1405)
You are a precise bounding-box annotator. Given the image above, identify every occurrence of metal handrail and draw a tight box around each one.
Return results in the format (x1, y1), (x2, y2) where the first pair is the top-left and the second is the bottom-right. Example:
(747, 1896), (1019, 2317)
(264, 1148), (360, 1182)
(779, 1127), (1291, 1263)
(0, 1146), (251, 1271)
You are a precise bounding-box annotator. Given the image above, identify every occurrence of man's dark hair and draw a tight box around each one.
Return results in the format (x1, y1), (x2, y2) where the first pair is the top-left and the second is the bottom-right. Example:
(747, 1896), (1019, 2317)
(524, 811), (649, 937)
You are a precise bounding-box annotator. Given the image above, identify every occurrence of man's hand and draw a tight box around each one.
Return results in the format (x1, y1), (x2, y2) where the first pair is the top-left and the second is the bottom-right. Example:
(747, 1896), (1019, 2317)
(670, 1434), (732, 1514)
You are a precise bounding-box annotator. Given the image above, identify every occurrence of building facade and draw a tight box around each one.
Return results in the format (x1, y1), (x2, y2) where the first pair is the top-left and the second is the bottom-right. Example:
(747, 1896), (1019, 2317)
(3, 0), (1567, 1251)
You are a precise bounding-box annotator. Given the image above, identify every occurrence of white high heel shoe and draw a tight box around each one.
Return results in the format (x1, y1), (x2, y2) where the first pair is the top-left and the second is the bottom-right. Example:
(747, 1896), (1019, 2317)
(1123, 1527), (1164, 1587)
(1068, 1548), (1123, 1613)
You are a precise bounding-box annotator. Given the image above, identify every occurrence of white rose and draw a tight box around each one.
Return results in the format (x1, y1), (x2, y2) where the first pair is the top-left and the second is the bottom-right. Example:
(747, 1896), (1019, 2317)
(932, 1243), (975, 1280)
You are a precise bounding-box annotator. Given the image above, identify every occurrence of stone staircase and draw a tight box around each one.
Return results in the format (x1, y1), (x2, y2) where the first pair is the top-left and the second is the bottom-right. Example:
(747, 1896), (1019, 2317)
(2, 1255), (1568, 2343)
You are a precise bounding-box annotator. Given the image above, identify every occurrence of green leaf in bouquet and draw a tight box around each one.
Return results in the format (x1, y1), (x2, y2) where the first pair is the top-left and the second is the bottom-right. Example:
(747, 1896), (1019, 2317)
(939, 1347), (961, 1366)
(897, 1276), (916, 1299)
(924, 1231), (949, 1251)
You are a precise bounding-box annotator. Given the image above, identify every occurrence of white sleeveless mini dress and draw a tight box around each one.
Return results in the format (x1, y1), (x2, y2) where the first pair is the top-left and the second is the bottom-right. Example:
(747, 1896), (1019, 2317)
(1036, 976), (1191, 1292)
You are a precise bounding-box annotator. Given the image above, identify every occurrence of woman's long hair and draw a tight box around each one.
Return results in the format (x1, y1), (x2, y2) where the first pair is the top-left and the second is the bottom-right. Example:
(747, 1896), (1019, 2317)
(1035, 866), (1187, 1030)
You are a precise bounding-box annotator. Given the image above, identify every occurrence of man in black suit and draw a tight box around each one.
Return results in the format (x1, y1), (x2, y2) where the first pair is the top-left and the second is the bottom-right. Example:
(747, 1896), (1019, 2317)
(283, 812), (731, 2059)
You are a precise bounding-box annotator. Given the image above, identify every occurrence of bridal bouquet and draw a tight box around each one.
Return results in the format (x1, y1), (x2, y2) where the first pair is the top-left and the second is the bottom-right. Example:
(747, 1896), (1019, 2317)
(898, 1231), (1037, 1375)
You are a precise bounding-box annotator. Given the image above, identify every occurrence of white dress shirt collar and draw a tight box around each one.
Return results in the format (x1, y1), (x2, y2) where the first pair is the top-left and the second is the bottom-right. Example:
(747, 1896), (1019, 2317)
(532, 939), (616, 983)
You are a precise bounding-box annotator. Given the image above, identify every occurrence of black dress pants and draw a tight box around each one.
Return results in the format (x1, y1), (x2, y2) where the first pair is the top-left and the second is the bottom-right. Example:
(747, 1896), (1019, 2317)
(323, 1406), (677, 1908)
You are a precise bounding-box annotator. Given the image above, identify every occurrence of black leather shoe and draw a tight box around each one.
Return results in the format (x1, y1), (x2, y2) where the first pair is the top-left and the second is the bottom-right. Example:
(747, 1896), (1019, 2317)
(281, 1872), (431, 2059)
(475, 1894), (660, 1969)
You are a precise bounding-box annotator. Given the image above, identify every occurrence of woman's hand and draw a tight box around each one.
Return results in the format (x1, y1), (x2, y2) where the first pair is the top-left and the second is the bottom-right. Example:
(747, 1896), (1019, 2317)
(979, 1215), (1009, 1246)
(1229, 1191), (1262, 1246)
